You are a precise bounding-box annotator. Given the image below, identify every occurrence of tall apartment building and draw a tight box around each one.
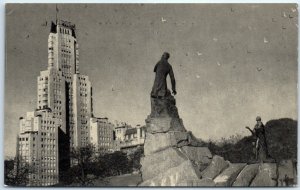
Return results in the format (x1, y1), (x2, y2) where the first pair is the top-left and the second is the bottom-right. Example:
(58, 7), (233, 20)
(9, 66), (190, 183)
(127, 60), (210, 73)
(16, 19), (94, 186)
(46, 20), (93, 149)
(16, 110), (59, 186)
(90, 117), (114, 154)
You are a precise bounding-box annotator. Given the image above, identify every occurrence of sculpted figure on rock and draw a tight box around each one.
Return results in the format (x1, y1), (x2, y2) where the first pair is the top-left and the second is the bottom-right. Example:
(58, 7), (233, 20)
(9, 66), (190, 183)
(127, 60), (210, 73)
(151, 52), (177, 98)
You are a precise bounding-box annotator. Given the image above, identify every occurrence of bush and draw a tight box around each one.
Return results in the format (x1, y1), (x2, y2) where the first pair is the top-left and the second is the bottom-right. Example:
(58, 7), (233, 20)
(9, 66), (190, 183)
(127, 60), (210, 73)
(208, 118), (297, 163)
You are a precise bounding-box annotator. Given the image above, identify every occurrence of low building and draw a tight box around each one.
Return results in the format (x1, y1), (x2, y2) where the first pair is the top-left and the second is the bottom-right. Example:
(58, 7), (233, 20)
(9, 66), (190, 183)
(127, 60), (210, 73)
(16, 109), (59, 186)
(118, 125), (146, 154)
(89, 117), (114, 154)
(114, 123), (131, 141)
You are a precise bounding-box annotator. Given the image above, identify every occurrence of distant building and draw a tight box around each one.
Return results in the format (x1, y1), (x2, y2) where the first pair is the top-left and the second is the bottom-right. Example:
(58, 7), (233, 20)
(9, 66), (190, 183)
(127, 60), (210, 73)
(117, 125), (146, 153)
(114, 123), (131, 141)
(89, 117), (114, 154)
(16, 110), (59, 186)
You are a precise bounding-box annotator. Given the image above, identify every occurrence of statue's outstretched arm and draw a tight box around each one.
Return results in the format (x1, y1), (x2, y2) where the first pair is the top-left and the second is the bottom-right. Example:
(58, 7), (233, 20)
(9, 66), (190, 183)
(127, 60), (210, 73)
(169, 66), (176, 93)
(245, 126), (254, 135)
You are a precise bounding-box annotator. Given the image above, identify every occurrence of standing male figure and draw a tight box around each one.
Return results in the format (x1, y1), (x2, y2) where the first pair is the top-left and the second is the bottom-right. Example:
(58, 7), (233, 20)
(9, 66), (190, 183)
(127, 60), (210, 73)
(246, 116), (270, 162)
(151, 52), (177, 98)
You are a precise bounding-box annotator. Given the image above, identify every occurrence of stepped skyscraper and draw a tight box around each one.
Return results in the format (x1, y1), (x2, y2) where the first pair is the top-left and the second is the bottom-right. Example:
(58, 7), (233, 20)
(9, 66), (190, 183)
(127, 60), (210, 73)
(16, 19), (98, 186)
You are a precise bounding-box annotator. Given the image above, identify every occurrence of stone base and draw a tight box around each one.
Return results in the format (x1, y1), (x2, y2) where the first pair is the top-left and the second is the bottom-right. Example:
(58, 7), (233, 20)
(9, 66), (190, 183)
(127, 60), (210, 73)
(180, 146), (212, 171)
(232, 164), (259, 186)
(214, 163), (246, 186)
(140, 160), (202, 186)
(141, 147), (187, 181)
(250, 163), (277, 186)
(144, 131), (206, 156)
(145, 117), (186, 133)
(150, 94), (179, 118)
(201, 155), (230, 179)
(140, 94), (295, 187)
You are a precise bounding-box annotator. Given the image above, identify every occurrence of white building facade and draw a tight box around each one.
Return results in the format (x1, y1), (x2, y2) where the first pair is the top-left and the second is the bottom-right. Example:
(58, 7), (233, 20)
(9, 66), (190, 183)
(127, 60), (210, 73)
(15, 19), (98, 186)
(90, 117), (114, 154)
(17, 110), (59, 186)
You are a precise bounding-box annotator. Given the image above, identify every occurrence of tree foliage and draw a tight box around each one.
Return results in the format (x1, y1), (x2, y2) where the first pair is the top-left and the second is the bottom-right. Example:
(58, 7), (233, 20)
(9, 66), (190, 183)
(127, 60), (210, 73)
(61, 143), (96, 186)
(207, 118), (297, 163)
(60, 145), (142, 186)
(4, 156), (33, 186)
(128, 146), (144, 171)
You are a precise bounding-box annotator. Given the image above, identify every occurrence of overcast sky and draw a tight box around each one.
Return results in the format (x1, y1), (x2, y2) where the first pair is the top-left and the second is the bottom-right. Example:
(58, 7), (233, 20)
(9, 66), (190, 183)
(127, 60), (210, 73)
(5, 4), (298, 157)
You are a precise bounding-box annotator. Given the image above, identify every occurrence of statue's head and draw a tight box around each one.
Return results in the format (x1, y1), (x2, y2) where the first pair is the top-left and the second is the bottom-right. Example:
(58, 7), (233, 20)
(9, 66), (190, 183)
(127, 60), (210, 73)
(256, 116), (261, 121)
(162, 52), (170, 60)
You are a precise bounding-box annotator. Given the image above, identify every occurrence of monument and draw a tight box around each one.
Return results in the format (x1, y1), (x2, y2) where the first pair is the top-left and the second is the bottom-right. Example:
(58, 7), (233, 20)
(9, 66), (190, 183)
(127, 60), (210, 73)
(140, 52), (216, 186)
(139, 52), (296, 186)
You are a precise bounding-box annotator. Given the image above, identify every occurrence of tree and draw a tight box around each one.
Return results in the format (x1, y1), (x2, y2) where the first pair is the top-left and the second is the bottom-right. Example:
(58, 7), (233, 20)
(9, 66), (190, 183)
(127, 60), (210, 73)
(65, 143), (97, 186)
(94, 151), (131, 177)
(128, 146), (144, 171)
(4, 156), (33, 186)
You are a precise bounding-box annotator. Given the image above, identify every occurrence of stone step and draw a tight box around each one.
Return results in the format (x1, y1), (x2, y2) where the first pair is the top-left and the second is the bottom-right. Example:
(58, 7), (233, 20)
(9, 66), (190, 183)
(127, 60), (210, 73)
(177, 178), (215, 186)
(200, 155), (230, 179)
(140, 160), (201, 186)
(250, 163), (277, 186)
(140, 147), (188, 181)
(214, 163), (246, 186)
(144, 131), (189, 156)
(232, 164), (259, 186)
(146, 117), (186, 133)
(277, 159), (297, 186)
(180, 146), (213, 171)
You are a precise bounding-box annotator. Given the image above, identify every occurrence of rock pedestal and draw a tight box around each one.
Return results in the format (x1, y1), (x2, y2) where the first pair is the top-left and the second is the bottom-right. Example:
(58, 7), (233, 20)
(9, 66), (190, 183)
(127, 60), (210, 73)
(139, 94), (213, 186)
(139, 94), (297, 187)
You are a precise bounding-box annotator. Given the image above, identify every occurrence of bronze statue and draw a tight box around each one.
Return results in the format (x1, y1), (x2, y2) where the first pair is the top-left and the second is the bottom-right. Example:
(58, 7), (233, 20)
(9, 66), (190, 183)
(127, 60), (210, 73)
(246, 116), (270, 162)
(151, 52), (176, 98)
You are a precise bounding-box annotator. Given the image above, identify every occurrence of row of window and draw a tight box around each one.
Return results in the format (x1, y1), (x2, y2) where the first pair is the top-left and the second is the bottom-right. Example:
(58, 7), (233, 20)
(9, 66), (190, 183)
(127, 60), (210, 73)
(41, 125), (57, 131)
(41, 138), (56, 144)
(79, 82), (87, 87)
(59, 27), (71, 35)
(19, 137), (29, 141)
(61, 49), (71, 54)
(41, 120), (55, 125)
(53, 77), (62, 82)
(98, 137), (112, 141)
(41, 144), (56, 148)
(62, 64), (71, 68)
(39, 77), (49, 81)
(41, 156), (56, 161)
(61, 53), (71, 58)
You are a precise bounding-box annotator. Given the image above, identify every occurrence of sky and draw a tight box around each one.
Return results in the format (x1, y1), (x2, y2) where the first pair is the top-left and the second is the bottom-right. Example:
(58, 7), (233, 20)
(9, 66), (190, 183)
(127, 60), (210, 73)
(5, 4), (298, 157)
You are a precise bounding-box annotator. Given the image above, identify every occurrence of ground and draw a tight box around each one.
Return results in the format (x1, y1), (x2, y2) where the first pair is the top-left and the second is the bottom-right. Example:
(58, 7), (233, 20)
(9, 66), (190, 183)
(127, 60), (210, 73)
(93, 173), (142, 186)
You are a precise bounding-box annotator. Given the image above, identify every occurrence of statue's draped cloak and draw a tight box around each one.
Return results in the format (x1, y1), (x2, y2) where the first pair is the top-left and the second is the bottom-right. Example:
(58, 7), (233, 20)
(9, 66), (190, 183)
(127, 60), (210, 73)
(151, 59), (176, 97)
